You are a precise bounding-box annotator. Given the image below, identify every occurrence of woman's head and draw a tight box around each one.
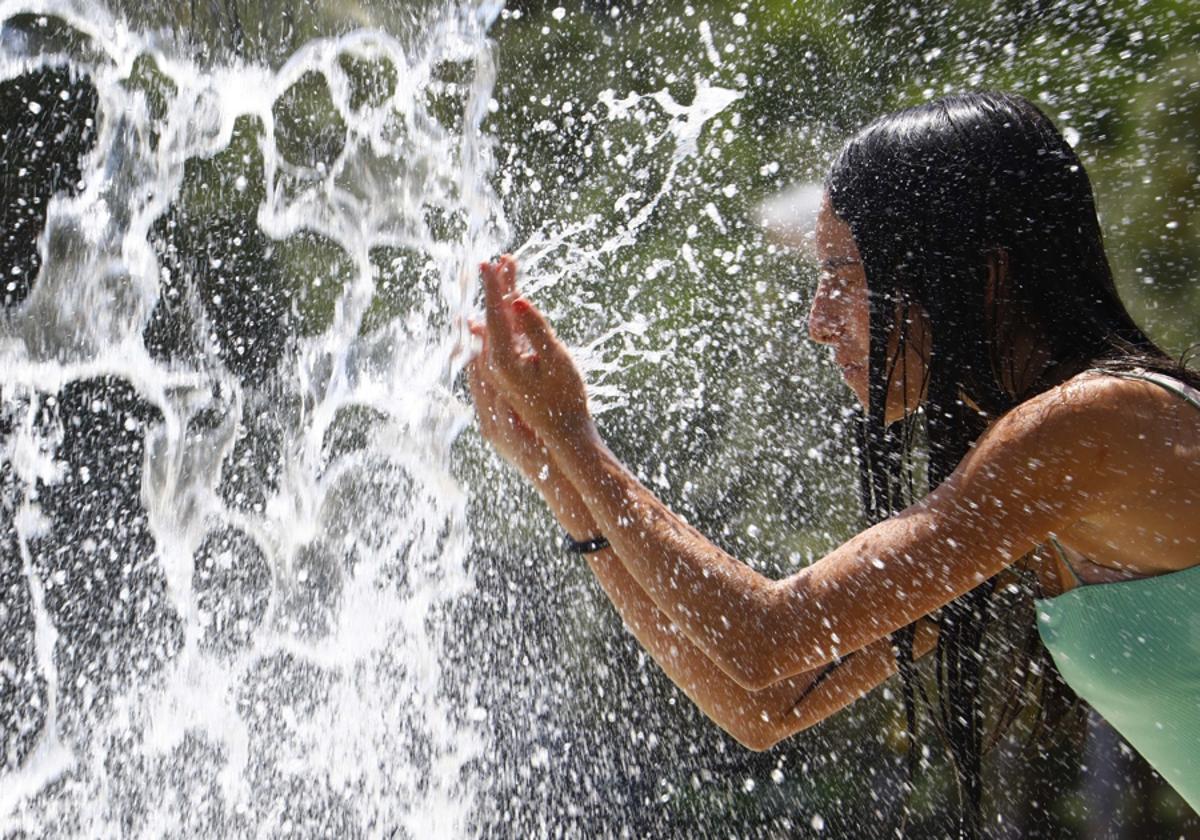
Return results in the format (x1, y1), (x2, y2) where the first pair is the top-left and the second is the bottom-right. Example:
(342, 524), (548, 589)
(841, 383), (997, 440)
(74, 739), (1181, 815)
(809, 193), (930, 423)
(818, 91), (1152, 428)
(812, 91), (1169, 836)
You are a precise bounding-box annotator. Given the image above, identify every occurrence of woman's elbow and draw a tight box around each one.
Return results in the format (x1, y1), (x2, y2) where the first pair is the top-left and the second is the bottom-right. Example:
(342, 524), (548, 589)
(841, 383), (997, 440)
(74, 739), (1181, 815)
(733, 730), (780, 752)
(720, 625), (807, 692)
(721, 706), (811, 752)
(712, 647), (808, 692)
(719, 656), (778, 693)
(722, 719), (782, 752)
(723, 584), (821, 691)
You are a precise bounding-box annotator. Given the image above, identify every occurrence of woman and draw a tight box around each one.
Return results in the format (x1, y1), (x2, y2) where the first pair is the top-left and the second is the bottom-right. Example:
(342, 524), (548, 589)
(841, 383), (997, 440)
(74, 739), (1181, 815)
(467, 92), (1200, 833)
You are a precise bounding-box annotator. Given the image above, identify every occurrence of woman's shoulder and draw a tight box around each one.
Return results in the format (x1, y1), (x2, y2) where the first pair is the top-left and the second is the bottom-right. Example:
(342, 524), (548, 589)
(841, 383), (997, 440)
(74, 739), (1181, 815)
(1001, 368), (1194, 432)
(955, 370), (1182, 491)
(1039, 368), (1200, 435)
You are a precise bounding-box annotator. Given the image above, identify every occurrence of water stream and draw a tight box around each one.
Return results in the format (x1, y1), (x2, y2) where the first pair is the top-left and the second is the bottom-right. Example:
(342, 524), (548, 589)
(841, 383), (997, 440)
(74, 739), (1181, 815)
(7, 1), (1193, 836)
(1, 1), (504, 834)
(0, 1), (746, 835)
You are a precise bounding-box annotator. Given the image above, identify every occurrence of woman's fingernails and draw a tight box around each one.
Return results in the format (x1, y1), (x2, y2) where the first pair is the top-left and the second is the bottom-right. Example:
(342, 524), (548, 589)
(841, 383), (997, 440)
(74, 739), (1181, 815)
(512, 298), (531, 313)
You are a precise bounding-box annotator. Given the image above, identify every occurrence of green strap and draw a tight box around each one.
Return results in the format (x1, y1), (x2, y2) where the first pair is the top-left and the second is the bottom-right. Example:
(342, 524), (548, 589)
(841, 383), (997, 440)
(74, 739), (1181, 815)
(1089, 368), (1200, 411)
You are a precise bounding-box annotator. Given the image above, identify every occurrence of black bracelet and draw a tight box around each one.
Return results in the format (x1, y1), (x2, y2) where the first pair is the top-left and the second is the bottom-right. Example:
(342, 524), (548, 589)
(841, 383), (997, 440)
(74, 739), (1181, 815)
(563, 533), (610, 555)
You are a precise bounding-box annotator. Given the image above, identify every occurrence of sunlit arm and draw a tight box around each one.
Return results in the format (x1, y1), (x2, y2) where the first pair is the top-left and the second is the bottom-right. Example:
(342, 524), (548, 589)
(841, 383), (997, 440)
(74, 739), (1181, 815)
(545, 377), (1129, 690)
(587, 543), (939, 749)
(465, 345), (900, 747)
(529, 463), (939, 749)
(474, 260), (1139, 712)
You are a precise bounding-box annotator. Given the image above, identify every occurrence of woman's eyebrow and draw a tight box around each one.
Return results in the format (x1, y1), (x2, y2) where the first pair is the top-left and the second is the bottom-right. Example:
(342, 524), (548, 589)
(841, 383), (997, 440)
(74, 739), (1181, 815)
(821, 256), (861, 270)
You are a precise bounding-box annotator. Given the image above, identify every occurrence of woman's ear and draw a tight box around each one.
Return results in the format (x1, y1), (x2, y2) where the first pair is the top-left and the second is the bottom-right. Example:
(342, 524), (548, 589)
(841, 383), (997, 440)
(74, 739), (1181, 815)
(983, 247), (1011, 313)
(983, 246), (1012, 349)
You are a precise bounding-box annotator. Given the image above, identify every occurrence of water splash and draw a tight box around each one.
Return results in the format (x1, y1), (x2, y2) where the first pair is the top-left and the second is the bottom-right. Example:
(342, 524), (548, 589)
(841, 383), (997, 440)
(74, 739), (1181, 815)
(0, 0), (754, 832)
(0, 0), (504, 835)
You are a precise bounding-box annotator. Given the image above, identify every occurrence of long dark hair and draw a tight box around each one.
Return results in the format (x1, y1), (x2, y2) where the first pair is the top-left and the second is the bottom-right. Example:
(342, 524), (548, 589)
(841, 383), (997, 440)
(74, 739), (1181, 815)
(826, 91), (1198, 836)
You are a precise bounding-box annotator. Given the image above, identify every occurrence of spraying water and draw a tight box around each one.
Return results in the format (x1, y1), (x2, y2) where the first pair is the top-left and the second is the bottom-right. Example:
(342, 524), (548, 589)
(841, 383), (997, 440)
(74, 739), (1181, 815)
(5, 0), (1195, 837)
(0, 1), (506, 834)
(0, 0), (750, 834)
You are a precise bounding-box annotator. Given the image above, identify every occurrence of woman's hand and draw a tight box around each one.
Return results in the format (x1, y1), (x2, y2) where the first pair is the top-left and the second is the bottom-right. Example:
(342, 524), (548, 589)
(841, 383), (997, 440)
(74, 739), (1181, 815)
(467, 331), (551, 484)
(468, 321), (599, 539)
(478, 255), (596, 448)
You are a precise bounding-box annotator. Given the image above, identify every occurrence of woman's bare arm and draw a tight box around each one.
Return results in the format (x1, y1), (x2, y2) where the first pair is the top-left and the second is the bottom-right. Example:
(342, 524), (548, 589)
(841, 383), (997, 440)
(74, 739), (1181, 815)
(544, 379), (1130, 689)
(470, 349), (939, 748)
(586, 540), (939, 749)
(478, 267), (1143, 689)
(508, 440), (941, 749)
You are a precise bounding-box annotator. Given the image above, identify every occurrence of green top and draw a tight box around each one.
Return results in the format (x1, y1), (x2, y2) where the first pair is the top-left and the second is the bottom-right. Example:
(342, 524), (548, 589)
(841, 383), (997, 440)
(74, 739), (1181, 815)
(1036, 369), (1200, 812)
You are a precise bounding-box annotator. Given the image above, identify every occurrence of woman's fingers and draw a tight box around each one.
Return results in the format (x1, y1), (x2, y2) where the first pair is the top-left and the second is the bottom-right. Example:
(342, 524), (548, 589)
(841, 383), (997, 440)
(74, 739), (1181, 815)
(469, 356), (546, 476)
(481, 255), (544, 387)
(468, 318), (488, 356)
(481, 261), (515, 364)
(511, 297), (556, 356)
(468, 361), (497, 430)
(470, 351), (517, 431)
(497, 254), (518, 298)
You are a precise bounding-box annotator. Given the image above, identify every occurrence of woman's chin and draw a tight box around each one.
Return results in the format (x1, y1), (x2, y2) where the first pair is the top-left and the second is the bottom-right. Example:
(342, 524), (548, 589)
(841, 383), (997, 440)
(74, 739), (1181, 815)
(840, 368), (868, 408)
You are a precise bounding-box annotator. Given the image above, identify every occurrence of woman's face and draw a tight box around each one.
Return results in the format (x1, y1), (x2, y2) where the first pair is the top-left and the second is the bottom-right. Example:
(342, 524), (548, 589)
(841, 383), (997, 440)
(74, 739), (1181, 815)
(808, 194), (928, 422)
(809, 195), (871, 407)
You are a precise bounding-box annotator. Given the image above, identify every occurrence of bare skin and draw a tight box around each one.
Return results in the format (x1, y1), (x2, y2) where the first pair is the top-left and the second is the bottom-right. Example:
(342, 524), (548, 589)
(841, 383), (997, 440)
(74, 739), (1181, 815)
(467, 202), (1200, 749)
(808, 195), (931, 424)
(468, 314), (938, 749)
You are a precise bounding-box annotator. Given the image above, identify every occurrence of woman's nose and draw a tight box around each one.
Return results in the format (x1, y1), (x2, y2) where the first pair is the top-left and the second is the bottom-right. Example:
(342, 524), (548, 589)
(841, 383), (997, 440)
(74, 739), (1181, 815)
(808, 278), (840, 344)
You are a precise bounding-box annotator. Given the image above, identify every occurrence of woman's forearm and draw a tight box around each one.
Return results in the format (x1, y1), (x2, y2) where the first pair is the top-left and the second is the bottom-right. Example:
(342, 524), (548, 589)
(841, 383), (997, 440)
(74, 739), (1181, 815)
(526, 458), (597, 541)
(547, 427), (797, 688)
(584, 545), (830, 750)
(526, 465), (768, 705)
(501, 440), (940, 749)
(588, 537), (940, 748)
(524, 466), (841, 747)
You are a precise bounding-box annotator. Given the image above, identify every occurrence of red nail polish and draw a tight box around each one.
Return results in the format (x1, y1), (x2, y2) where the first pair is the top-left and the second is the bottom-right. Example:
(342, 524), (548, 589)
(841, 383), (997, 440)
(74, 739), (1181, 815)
(512, 298), (531, 313)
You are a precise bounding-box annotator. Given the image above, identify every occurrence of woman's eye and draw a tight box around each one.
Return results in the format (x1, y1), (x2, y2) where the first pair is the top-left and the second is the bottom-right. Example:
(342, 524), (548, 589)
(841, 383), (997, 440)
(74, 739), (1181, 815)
(817, 272), (845, 295)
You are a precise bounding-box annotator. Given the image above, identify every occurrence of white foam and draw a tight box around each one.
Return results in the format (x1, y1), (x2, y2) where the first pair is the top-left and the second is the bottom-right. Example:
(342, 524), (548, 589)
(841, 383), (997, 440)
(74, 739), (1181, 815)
(0, 1), (499, 833)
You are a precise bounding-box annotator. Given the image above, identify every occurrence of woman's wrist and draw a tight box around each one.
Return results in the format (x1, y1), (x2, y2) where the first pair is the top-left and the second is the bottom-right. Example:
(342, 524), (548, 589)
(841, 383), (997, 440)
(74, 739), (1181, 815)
(543, 416), (607, 477)
(553, 490), (599, 542)
(549, 423), (624, 515)
(527, 456), (600, 540)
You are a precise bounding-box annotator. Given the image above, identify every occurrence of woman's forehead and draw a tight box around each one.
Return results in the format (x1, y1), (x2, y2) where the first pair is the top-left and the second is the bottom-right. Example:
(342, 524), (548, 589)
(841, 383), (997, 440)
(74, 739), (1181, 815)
(814, 198), (858, 262)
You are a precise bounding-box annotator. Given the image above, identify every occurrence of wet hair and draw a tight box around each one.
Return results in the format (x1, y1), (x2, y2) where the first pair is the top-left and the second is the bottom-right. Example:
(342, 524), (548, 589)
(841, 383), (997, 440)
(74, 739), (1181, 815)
(825, 91), (1198, 835)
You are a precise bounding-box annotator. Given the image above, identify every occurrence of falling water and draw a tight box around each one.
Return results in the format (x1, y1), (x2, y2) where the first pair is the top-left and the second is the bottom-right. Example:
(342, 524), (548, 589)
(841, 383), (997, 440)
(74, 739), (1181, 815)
(1, 1), (506, 834)
(0, 0), (752, 835)
(6, 0), (1195, 837)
